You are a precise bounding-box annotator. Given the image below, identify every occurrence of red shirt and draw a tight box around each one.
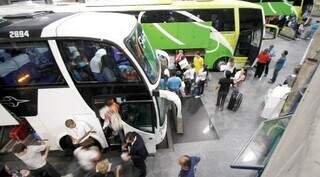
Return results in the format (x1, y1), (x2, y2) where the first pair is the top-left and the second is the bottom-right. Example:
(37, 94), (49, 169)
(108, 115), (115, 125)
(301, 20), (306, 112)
(257, 52), (270, 64)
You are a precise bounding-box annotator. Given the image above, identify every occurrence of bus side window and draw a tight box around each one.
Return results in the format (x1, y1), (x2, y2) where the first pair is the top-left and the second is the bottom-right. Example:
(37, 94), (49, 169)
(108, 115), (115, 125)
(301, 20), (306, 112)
(141, 10), (193, 24)
(141, 11), (166, 23)
(57, 40), (141, 83)
(0, 42), (65, 87)
(189, 9), (235, 31)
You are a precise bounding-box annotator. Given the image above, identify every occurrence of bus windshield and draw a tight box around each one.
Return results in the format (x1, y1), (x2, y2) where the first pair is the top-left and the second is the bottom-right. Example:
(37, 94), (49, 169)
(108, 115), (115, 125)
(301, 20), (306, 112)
(126, 24), (159, 84)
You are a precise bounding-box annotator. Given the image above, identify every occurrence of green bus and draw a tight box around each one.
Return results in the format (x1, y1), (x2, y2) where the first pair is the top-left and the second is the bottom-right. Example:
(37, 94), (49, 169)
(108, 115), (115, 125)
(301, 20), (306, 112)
(0, 0), (276, 70)
(82, 0), (276, 70)
(245, 0), (314, 17)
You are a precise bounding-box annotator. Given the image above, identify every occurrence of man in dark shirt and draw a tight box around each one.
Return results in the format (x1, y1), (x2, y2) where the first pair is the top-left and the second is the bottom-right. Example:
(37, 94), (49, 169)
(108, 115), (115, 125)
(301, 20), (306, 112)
(178, 155), (201, 177)
(216, 71), (232, 111)
(123, 132), (148, 177)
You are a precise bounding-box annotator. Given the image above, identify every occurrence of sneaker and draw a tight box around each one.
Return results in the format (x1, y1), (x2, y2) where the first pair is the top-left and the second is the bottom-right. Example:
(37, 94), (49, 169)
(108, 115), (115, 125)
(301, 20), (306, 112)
(194, 95), (201, 98)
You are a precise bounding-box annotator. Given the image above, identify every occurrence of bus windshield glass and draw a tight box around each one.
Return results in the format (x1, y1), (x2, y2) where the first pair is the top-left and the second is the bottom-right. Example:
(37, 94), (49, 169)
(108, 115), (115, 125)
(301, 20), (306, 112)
(126, 24), (159, 84)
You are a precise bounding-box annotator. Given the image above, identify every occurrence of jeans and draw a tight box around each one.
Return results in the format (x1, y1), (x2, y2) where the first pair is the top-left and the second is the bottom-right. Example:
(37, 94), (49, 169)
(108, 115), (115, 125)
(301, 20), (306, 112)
(193, 81), (206, 96)
(264, 60), (270, 75)
(199, 81), (205, 95)
(216, 91), (228, 109)
(304, 30), (316, 39)
(271, 69), (280, 83)
(31, 162), (60, 177)
(254, 62), (266, 78)
(134, 161), (146, 177)
(93, 72), (104, 81)
(184, 79), (193, 95)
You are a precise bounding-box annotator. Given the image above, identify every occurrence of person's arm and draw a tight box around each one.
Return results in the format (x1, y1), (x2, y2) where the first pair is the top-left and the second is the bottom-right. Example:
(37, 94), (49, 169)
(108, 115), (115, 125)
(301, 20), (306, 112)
(91, 147), (101, 164)
(127, 145), (145, 162)
(183, 70), (188, 77)
(32, 143), (46, 153)
(115, 165), (122, 177)
(76, 130), (95, 144)
(193, 156), (201, 165)
(216, 79), (221, 90)
(42, 141), (50, 160)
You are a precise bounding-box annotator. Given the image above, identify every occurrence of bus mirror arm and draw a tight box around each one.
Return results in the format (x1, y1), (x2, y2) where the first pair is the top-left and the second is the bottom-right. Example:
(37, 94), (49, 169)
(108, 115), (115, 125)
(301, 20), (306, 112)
(152, 90), (160, 97)
(158, 90), (183, 134)
(264, 24), (279, 40)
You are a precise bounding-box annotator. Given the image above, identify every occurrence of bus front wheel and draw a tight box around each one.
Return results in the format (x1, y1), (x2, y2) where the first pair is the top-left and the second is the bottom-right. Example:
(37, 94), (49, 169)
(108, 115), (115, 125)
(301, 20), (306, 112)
(214, 57), (228, 71)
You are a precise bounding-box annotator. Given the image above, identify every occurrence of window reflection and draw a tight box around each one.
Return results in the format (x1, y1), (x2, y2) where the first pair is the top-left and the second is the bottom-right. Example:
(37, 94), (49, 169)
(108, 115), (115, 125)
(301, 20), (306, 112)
(0, 42), (65, 87)
(58, 40), (140, 83)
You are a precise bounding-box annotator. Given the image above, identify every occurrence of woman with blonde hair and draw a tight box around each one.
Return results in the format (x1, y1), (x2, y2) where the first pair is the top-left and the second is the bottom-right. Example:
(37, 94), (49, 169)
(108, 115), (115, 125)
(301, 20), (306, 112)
(99, 97), (125, 144)
(94, 159), (119, 177)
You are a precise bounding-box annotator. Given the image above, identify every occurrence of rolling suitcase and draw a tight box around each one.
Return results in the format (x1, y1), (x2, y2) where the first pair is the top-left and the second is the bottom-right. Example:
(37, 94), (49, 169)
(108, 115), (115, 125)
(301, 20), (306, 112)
(227, 90), (243, 112)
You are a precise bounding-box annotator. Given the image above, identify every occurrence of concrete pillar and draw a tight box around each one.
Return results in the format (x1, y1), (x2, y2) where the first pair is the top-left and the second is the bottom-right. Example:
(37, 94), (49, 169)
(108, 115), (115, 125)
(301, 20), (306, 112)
(261, 16), (320, 177)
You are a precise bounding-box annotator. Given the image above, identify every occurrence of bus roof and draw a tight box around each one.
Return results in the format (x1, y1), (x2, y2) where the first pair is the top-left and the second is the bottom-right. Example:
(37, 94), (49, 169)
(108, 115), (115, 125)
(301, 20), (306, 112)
(0, 0), (262, 16)
(86, 0), (172, 6)
(85, 0), (262, 11)
(0, 12), (137, 45)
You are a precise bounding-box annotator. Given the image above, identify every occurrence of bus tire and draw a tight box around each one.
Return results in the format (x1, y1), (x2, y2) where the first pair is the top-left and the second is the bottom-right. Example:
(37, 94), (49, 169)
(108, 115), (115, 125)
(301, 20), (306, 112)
(214, 57), (229, 72)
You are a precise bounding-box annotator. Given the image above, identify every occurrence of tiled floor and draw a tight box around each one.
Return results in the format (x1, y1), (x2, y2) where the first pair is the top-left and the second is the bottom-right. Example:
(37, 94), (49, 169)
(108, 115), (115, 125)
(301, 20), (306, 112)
(0, 36), (310, 177)
(146, 36), (310, 177)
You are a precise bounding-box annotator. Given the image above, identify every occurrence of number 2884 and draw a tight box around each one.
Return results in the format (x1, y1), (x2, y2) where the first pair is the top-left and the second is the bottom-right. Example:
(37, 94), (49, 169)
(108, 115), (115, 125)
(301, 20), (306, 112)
(9, 31), (30, 38)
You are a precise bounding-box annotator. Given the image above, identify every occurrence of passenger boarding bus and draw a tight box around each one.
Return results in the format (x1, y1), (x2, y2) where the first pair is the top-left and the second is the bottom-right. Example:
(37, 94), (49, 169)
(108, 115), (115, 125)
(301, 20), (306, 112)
(0, 11), (181, 153)
(81, 0), (277, 70)
(0, 0), (277, 70)
(244, 0), (314, 18)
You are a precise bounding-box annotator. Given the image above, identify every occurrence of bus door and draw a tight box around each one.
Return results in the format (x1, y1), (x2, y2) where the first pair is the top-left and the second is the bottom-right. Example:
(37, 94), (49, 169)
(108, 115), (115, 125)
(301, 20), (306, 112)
(57, 39), (160, 153)
(119, 98), (158, 153)
(235, 8), (264, 65)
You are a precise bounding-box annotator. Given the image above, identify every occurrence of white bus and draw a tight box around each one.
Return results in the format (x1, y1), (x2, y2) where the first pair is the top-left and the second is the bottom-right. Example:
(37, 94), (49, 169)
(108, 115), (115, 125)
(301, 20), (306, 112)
(0, 11), (181, 153)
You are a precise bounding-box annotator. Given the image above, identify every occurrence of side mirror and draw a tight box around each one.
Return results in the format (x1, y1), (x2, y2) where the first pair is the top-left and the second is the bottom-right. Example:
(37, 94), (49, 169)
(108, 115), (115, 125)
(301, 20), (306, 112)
(264, 24), (279, 40)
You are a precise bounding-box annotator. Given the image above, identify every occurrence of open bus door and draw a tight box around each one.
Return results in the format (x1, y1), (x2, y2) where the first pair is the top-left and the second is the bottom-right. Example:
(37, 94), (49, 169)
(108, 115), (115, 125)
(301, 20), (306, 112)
(119, 99), (159, 153)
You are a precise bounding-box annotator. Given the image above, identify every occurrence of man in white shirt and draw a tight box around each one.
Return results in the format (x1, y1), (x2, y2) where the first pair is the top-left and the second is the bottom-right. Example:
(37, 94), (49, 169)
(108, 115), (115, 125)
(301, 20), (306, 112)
(183, 64), (195, 95)
(13, 142), (60, 177)
(194, 66), (208, 98)
(99, 98), (125, 144)
(73, 140), (101, 172)
(90, 48), (107, 81)
(65, 119), (95, 146)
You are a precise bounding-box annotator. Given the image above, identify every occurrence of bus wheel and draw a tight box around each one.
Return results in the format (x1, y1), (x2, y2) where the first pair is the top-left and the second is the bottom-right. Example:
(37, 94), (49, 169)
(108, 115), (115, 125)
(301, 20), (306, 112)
(214, 57), (228, 71)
